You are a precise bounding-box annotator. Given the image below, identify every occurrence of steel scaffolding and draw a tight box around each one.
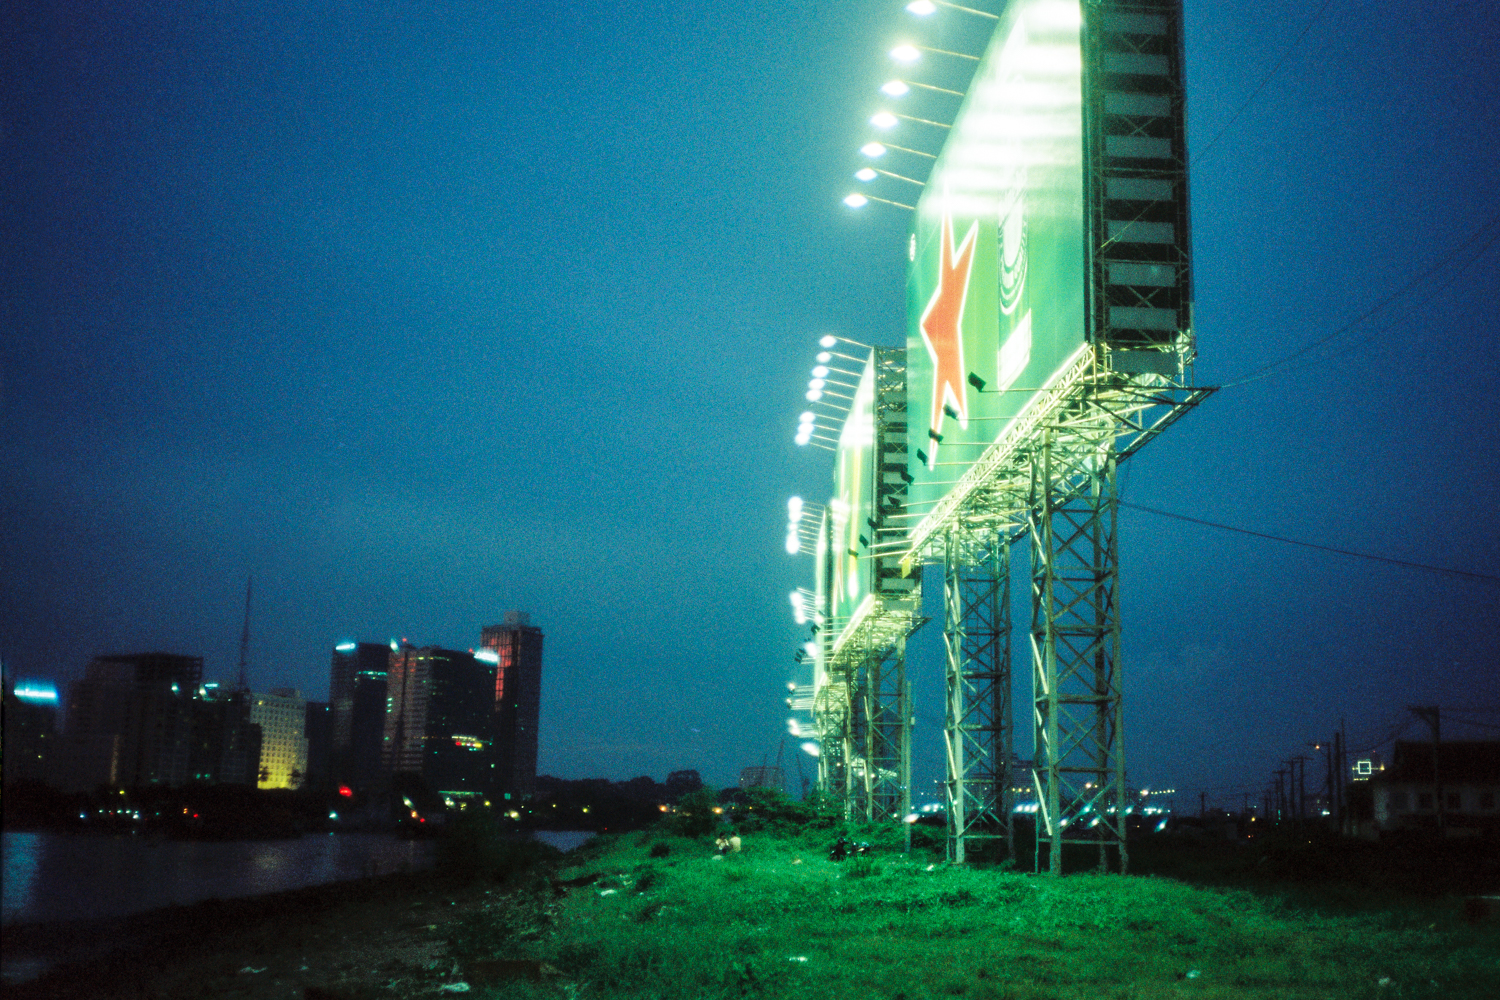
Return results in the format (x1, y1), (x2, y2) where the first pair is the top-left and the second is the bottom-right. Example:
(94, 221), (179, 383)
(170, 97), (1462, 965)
(858, 633), (910, 823)
(1029, 418), (1126, 873)
(942, 527), (1015, 863)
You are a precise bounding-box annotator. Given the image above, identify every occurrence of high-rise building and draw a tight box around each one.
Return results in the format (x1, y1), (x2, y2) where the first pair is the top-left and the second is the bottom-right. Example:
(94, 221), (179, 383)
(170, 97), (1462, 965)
(188, 683), (261, 786)
(58, 653), (203, 791)
(303, 700), (332, 792)
(480, 611), (543, 798)
(2, 677), (60, 785)
(329, 641), (390, 792)
(383, 645), (499, 795)
(251, 688), (308, 789)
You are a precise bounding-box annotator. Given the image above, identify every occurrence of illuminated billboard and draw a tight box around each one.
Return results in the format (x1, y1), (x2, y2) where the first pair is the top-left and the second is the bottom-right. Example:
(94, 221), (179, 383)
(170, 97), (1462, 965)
(827, 357), (877, 643)
(905, 0), (1085, 515)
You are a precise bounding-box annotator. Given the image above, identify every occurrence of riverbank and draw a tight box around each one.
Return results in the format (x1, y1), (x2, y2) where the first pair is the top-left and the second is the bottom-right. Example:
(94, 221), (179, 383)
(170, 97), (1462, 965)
(6, 825), (1498, 999)
(2, 868), (499, 999)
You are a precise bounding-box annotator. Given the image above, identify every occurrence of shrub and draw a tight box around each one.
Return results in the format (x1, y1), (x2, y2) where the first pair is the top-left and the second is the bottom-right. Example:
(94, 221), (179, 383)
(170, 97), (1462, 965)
(665, 787), (721, 838)
(437, 812), (561, 881)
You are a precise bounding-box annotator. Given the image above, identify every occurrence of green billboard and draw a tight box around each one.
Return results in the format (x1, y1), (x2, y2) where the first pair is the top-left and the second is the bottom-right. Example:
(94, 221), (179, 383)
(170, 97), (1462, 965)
(905, 0), (1085, 515)
(827, 357), (877, 644)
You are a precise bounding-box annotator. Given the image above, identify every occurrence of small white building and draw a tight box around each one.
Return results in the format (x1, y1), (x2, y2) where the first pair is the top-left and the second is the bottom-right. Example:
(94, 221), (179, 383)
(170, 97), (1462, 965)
(1371, 741), (1500, 836)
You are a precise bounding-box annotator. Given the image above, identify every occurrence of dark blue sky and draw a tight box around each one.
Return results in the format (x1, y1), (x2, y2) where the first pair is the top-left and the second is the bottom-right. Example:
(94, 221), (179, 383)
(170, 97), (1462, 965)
(3, 1), (1497, 806)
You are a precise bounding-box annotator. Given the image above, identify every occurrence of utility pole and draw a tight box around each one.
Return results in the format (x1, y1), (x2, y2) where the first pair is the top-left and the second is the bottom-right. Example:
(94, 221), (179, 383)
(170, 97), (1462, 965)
(1291, 755), (1310, 826)
(1338, 728), (1350, 839)
(1408, 705), (1442, 834)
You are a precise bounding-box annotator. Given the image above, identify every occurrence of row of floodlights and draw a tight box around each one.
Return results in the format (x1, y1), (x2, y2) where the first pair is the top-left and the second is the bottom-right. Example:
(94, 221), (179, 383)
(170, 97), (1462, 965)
(843, 1), (996, 210)
(797, 334), (870, 450)
(785, 497), (825, 555)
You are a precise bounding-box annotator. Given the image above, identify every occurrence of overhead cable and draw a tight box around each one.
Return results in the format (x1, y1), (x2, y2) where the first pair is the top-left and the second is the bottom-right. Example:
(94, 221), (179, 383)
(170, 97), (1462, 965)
(1120, 501), (1500, 585)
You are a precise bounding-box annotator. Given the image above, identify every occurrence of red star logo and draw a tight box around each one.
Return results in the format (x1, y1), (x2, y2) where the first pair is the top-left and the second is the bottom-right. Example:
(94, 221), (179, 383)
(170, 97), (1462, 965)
(919, 215), (978, 467)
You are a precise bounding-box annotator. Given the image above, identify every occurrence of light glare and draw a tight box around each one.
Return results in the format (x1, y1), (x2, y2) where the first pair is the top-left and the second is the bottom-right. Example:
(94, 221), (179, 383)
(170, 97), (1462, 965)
(881, 80), (911, 98)
(819, 335), (837, 347)
(806, 388), (823, 400)
(860, 142), (887, 158)
(870, 111), (898, 129)
(906, 0), (936, 14)
(889, 45), (920, 63)
(811, 366), (829, 378)
(843, 193), (869, 208)
(854, 168), (877, 182)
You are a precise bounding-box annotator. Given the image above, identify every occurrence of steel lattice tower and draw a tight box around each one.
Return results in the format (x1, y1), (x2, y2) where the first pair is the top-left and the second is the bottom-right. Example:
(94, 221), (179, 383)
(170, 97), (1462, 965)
(1028, 419), (1126, 873)
(942, 527), (1016, 863)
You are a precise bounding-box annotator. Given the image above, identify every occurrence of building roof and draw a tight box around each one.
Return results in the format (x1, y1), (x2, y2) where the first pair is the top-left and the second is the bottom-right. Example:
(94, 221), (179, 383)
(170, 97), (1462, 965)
(1385, 741), (1500, 784)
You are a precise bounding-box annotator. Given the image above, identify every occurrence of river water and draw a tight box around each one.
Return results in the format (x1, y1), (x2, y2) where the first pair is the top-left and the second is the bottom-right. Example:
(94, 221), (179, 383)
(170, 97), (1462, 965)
(0, 828), (593, 983)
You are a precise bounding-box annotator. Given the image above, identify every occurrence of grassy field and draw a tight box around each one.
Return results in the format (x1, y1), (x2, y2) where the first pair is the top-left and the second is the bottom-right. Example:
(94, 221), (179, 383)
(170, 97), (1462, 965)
(445, 827), (1500, 1000)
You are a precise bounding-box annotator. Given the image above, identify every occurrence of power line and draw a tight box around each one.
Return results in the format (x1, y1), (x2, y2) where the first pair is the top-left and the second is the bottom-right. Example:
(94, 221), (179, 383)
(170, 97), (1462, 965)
(1218, 209), (1500, 389)
(1119, 501), (1500, 585)
(1196, 0), (1339, 163)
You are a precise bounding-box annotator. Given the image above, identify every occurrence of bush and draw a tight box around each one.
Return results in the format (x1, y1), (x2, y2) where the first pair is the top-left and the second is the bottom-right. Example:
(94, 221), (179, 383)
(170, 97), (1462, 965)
(437, 811), (561, 881)
(664, 787), (721, 838)
(732, 787), (841, 835)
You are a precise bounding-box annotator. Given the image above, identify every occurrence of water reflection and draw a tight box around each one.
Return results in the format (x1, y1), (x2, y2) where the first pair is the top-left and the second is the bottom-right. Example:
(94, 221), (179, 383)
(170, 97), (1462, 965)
(1, 831), (433, 926)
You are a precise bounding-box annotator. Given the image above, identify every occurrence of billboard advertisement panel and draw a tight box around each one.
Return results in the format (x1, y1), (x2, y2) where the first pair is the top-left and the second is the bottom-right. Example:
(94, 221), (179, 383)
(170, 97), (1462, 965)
(827, 357), (877, 645)
(905, 0), (1085, 518)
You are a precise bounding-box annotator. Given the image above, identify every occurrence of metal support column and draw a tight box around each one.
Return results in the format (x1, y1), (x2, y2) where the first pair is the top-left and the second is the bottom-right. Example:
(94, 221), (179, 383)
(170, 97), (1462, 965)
(1029, 424), (1127, 874)
(861, 635), (910, 823)
(943, 526), (1014, 863)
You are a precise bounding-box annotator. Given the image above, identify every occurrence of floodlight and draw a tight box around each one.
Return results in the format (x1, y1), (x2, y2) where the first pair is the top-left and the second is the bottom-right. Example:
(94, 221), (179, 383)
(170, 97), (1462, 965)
(859, 166), (925, 187)
(819, 335), (838, 347)
(787, 682), (797, 692)
(801, 742), (821, 758)
(806, 388), (823, 400)
(870, 111), (898, 129)
(881, 80), (911, 98)
(860, 142), (887, 158)
(906, 0), (936, 14)
(816, 352), (831, 363)
(890, 44), (921, 63)
(811, 366), (830, 378)
(785, 532), (800, 554)
(799, 411), (815, 422)
(808, 378), (825, 390)
(842, 193), (869, 209)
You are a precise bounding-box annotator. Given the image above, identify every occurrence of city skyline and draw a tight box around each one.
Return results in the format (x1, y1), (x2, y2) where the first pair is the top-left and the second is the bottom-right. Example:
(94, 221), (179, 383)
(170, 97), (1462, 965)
(3, 0), (1498, 800)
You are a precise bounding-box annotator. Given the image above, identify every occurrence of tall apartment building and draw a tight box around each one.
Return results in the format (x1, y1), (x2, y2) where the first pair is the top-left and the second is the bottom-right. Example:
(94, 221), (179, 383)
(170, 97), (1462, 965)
(2, 677), (59, 785)
(58, 653), (204, 791)
(251, 688), (309, 789)
(188, 683), (261, 786)
(480, 611), (543, 798)
(383, 645), (499, 795)
(329, 641), (390, 792)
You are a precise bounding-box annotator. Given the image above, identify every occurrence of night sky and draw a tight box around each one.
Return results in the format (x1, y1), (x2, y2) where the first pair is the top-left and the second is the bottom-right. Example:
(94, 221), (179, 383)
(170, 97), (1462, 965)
(3, 1), (1497, 809)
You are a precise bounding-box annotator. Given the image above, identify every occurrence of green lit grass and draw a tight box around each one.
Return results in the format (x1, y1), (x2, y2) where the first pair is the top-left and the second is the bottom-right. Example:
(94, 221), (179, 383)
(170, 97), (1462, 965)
(449, 831), (1500, 1000)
